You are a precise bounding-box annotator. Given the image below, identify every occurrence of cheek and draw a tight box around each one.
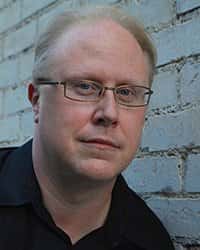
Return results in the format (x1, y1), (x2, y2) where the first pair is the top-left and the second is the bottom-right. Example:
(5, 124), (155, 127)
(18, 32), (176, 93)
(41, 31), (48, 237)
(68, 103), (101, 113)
(53, 101), (93, 135)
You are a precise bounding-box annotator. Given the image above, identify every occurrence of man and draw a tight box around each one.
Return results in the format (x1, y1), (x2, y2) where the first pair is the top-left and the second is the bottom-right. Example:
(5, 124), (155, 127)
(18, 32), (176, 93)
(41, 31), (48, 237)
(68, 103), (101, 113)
(0, 6), (175, 250)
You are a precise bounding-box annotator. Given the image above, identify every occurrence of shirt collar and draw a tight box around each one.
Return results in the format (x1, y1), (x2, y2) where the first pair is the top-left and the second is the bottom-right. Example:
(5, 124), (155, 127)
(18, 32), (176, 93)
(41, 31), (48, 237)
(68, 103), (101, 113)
(0, 139), (40, 205)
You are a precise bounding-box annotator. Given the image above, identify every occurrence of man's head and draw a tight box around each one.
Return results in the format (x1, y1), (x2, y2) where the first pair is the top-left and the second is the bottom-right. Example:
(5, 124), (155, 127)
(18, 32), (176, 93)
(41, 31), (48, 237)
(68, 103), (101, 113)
(28, 6), (156, 186)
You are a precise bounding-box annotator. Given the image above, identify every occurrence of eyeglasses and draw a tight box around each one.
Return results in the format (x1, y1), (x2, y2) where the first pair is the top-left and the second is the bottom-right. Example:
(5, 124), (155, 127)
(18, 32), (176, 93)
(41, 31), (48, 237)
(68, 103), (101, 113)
(36, 78), (153, 108)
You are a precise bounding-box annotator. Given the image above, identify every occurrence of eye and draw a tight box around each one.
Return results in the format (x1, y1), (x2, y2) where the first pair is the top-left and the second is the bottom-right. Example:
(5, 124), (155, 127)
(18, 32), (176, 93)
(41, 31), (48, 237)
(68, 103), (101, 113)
(115, 87), (135, 103)
(72, 80), (100, 96)
(117, 88), (134, 96)
(77, 82), (91, 90)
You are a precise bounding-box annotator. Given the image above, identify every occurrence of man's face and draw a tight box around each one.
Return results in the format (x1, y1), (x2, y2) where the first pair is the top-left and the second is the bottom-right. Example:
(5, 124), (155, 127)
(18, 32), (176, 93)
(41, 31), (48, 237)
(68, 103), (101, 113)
(32, 20), (150, 183)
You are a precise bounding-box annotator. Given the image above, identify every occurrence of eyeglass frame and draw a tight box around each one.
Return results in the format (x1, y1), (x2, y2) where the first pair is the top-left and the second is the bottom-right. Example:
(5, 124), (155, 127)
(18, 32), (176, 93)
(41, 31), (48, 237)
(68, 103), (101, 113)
(35, 78), (153, 108)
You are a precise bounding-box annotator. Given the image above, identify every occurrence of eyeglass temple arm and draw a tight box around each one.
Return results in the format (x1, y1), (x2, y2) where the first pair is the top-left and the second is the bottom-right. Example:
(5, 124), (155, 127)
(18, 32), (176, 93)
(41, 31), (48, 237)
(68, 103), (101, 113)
(35, 78), (65, 85)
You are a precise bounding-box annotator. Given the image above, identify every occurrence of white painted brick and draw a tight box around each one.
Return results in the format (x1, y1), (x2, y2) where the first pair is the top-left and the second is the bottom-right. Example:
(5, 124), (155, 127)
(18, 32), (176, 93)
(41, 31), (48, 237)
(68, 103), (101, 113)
(4, 21), (37, 57)
(174, 243), (184, 250)
(150, 69), (178, 110)
(38, 1), (73, 34)
(0, 38), (3, 59)
(126, 0), (174, 27)
(142, 107), (200, 151)
(185, 154), (200, 192)
(0, 58), (19, 88)
(4, 85), (31, 115)
(19, 51), (34, 81)
(0, 0), (5, 9)
(180, 61), (200, 105)
(0, 91), (3, 116)
(0, 115), (20, 142)
(0, 1), (20, 33)
(83, 0), (118, 5)
(123, 155), (181, 193)
(21, 0), (55, 19)
(147, 198), (200, 238)
(176, 0), (200, 14)
(20, 111), (34, 139)
(0, 38), (3, 60)
(153, 16), (200, 65)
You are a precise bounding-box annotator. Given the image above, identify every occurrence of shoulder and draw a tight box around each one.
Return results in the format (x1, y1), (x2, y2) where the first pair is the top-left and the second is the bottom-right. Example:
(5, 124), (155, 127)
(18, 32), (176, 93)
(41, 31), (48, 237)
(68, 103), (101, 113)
(0, 205), (29, 249)
(0, 146), (18, 171)
(116, 176), (175, 250)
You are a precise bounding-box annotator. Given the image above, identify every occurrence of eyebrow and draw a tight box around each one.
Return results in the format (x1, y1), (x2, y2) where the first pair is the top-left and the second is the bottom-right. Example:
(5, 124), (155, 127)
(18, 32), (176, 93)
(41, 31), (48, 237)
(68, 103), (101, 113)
(36, 76), (149, 87)
(67, 75), (148, 86)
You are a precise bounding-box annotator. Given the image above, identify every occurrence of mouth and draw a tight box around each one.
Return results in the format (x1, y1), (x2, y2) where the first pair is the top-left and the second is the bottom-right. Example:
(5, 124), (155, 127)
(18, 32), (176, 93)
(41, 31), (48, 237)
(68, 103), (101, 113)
(80, 138), (121, 150)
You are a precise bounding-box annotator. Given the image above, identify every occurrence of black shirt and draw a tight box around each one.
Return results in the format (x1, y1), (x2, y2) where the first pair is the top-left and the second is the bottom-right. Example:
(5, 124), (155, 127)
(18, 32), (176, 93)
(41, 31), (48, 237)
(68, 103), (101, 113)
(0, 140), (175, 250)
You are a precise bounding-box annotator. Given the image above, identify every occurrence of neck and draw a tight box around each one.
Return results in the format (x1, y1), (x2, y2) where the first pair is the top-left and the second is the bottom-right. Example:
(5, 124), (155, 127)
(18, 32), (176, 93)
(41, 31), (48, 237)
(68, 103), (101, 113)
(32, 137), (116, 244)
(39, 178), (114, 244)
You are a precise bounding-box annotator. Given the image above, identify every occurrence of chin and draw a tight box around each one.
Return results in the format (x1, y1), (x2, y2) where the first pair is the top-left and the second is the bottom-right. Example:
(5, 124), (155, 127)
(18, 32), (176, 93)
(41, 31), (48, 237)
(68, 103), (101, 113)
(73, 159), (123, 183)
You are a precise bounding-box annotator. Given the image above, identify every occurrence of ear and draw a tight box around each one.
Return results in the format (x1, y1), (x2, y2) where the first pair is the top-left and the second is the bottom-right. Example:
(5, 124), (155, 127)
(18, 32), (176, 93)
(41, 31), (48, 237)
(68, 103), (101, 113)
(28, 83), (40, 124)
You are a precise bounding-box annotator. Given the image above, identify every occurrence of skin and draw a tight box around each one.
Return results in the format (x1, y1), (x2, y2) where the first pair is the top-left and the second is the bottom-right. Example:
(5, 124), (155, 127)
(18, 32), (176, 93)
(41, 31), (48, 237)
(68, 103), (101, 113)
(28, 19), (150, 244)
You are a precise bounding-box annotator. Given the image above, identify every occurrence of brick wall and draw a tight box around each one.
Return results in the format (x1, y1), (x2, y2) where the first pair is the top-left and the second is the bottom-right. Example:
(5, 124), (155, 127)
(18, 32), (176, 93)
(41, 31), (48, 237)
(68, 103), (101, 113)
(0, 0), (200, 249)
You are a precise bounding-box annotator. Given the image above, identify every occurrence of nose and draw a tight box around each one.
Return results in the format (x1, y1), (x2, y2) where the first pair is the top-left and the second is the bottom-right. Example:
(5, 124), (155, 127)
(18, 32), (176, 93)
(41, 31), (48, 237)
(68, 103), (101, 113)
(92, 89), (119, 127)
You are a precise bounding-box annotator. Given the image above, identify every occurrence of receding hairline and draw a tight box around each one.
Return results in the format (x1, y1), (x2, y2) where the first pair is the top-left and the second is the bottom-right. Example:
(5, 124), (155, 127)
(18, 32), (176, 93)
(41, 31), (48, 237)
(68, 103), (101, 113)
(33, 6), (157, 85)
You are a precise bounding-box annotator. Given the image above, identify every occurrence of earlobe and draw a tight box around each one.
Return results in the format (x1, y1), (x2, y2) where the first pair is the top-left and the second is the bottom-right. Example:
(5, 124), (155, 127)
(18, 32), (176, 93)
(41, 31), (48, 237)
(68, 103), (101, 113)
(28, 83), (40, 123)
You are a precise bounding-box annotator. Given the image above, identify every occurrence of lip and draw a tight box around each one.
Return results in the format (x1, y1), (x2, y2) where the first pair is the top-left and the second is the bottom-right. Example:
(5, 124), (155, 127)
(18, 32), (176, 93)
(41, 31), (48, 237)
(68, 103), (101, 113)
(80, 137), (121, 149)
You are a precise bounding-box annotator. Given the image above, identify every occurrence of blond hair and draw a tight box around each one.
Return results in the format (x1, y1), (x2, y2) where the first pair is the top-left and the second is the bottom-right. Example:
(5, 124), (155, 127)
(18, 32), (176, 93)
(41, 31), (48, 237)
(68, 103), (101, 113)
(33, 5), (157, 85)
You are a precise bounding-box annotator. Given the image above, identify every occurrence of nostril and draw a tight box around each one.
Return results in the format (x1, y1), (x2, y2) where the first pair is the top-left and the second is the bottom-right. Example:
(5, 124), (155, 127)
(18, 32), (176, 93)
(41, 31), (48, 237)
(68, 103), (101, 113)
(96, 117), (109, 127)
(94, 116), (118, 128)
(96, 118), (106, 126)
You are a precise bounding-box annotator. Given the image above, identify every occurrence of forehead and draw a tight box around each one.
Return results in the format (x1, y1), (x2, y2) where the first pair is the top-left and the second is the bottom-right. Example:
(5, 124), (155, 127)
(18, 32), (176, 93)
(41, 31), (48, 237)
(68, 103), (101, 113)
(49, 19), (149, 83)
